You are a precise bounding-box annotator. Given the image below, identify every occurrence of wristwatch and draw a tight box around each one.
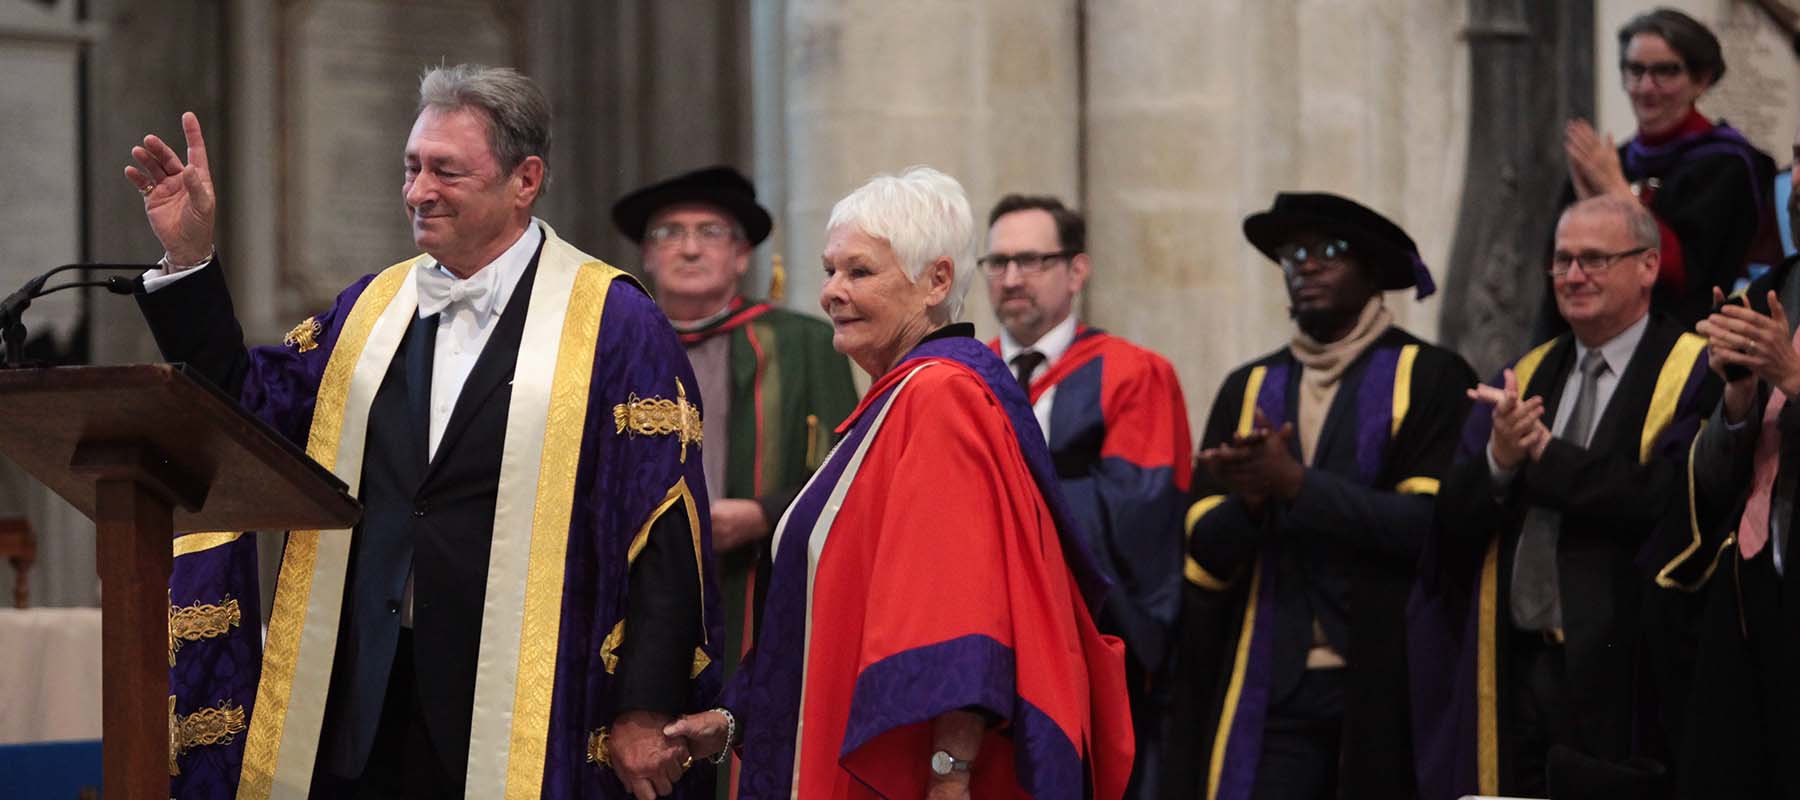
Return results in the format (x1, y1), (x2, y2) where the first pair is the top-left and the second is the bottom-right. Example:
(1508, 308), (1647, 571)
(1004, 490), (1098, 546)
(930, 750), (972, 777)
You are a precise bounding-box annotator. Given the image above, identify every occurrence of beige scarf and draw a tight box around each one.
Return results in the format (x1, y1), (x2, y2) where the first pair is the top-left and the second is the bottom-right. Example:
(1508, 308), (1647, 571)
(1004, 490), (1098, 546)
(1288, 296), (1392, 465)
(1288, 295), (1390, 669)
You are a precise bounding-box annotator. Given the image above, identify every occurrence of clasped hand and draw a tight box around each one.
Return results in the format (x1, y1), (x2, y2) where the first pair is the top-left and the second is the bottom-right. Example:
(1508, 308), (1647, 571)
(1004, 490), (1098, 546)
(1697, 286), (1800, 422)
(1470, 368), (1549, 470)
(610, 710), (693, 800)
(1196, 409), (1304, 513)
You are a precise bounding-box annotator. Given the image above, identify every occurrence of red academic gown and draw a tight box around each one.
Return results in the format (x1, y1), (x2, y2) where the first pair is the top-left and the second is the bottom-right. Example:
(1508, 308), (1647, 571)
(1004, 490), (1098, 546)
(729, 329), (1133, 799)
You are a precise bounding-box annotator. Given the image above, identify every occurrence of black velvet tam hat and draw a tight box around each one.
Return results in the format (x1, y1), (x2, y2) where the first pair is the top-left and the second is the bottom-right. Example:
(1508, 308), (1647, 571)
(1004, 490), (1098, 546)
(1242, 191), (1436, 300)
(611, 165), (774, 246)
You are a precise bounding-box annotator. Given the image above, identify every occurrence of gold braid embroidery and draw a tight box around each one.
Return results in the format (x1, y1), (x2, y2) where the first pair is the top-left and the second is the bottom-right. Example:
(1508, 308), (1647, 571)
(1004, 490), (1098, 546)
(612, 378), (704, 462)
(168, 593), (243, 667)
(168, 697), (248, 775)
(282, 316), (322, 353)
(585, 727), (612, 766)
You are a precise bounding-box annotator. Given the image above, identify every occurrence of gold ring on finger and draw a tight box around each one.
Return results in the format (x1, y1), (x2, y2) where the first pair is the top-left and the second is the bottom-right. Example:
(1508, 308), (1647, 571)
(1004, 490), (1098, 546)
(138, 184), (152, 197)
(681, 756), (693, 770)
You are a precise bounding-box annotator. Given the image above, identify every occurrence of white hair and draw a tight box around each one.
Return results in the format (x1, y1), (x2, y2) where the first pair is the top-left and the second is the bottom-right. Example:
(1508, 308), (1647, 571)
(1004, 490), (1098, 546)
(827, 166), (976, 322)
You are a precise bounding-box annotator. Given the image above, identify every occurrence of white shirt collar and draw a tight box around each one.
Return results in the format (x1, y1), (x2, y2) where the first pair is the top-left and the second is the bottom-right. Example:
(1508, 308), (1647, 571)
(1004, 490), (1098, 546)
(999, 313), (1080, 368)
(418, 218), (543, 319)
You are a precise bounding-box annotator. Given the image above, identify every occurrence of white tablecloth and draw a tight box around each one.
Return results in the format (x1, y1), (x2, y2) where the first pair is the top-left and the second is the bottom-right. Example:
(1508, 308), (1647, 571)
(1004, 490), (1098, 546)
(0, 607), (102, 744)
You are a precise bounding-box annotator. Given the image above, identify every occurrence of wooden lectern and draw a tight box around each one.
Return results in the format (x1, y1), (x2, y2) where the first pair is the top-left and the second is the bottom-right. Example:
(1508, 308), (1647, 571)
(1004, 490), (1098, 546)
(0, 364), (360, 800)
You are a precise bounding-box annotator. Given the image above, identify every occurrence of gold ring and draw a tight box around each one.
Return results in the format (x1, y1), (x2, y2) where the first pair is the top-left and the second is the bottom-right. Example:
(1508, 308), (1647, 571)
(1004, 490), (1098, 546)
(681, 756), (694, 770)
(138, 183), (153, 197)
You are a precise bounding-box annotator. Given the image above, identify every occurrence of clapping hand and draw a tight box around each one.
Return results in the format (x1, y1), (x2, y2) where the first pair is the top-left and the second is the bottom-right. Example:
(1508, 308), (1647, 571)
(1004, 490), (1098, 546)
(1565, 119), (1631, 201)
(123, 111), (215, 268)
(1698, 286), (1800, 421)
(1196, 409), (1304, 514)
(1469, 368), (1550, 469)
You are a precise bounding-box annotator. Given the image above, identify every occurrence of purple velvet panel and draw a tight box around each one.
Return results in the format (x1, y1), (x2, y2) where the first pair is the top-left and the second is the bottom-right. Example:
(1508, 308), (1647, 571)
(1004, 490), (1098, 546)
(538, 281), (722, 800)
(163, 274), (377, 798)
(839, 634), (1085, 800)
(1353, 347), (1400, 486)
(732, 384), (891, 800)
(1406, 365), (1505, 799)
(168, 535), (263, 800)
(1623, 124), (1768, 209)
(236, 272), (380, 446)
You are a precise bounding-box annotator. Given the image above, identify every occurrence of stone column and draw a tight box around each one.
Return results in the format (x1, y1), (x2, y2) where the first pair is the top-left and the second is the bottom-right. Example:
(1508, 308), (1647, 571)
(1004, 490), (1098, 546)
(530, 1), (754, 276)
(766, 0), (1083, 341)
(1083, 0), (1470, 430)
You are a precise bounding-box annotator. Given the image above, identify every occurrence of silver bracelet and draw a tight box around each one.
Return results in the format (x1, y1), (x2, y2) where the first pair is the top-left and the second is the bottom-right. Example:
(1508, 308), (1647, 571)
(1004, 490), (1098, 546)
(709, 707), (737, 765)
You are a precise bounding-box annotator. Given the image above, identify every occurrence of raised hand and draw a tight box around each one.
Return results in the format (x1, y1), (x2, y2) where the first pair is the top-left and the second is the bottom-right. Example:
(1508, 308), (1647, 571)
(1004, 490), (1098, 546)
(1564, 119), (1630, 201)
(123, 112), (215, 268)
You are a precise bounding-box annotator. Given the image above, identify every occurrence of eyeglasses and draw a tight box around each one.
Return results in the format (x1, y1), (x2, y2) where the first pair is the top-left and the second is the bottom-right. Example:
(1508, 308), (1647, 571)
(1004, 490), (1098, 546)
(977, 251), (1075, 277)
(1620, 60), (1685, 87)
(1548, 246), (1649, 277)
(1275, 239), (1351, 274)
(646, 222), (738, 248)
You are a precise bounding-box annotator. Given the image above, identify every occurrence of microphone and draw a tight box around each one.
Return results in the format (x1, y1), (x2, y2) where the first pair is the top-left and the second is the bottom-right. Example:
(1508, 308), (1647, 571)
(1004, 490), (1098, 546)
(0, 263), (157, 368)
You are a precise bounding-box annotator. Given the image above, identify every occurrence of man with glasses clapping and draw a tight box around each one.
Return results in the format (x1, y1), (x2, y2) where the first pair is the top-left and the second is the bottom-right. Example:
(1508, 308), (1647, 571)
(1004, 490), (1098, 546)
(1414, 193), (1720, 799)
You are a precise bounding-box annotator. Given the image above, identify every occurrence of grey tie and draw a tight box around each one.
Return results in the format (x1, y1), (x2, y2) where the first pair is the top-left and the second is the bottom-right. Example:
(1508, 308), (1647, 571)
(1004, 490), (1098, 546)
(1510, 349), (1608, 633)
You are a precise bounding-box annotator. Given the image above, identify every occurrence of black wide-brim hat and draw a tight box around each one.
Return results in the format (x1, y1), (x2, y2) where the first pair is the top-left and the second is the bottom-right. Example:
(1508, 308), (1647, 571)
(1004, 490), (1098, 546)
(1242, 191), (1436, 300)
(611, 165), (774, 246)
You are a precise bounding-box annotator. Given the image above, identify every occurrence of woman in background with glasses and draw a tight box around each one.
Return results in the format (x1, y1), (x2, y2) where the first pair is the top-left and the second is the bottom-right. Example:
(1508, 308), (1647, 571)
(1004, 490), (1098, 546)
(1545, 6), (1778, 336)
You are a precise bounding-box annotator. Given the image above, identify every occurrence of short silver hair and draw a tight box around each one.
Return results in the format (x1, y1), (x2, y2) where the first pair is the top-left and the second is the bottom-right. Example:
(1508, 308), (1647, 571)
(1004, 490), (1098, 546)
(418, 64), (551, 181)
(1563, 194), (1659, 250)
(827, 166), (976, 322)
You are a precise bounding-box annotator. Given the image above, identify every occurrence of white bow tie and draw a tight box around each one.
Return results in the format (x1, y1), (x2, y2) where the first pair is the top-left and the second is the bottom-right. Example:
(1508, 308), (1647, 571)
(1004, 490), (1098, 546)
(416, 263), (501, 322)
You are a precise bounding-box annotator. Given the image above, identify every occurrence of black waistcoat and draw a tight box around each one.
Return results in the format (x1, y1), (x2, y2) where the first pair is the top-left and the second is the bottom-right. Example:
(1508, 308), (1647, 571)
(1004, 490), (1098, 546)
(316, 255), (539, 785)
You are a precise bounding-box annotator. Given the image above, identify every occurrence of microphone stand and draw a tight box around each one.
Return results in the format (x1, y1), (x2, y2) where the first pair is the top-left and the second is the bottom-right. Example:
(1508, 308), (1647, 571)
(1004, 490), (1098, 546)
(0, 264), (155, 368)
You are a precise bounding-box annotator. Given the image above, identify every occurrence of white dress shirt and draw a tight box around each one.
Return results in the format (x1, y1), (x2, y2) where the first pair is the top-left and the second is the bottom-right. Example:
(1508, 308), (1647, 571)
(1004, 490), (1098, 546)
(418, 222), (541, 459)
(999, 314), (1079, 442)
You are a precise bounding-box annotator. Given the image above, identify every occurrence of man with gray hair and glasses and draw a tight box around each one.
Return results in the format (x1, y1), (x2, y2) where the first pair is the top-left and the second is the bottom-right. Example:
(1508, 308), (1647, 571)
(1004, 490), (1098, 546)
(126, 64), (718, 799)
(1414, 194), (1719, 798)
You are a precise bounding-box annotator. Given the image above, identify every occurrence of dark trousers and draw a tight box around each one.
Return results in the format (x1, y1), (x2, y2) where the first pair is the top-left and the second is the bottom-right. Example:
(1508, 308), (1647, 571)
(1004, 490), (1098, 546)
(1507, 629), (1577, 796)
(311, 629), (459, 800)
(1251, 667), (1343, 800)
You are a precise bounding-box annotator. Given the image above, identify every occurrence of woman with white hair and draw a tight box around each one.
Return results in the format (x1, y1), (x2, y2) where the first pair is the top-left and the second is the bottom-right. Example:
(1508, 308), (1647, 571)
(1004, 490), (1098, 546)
(664, 166), (1134, 799)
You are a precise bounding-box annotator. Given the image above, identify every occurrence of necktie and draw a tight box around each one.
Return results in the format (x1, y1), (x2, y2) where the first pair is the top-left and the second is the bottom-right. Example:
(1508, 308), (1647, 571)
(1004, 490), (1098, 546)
(1011, 350), (1046, 394)
(1737, 325), (1800, 560)
(416, 262), (501, 323)
(1511, 349), (1608, 632)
